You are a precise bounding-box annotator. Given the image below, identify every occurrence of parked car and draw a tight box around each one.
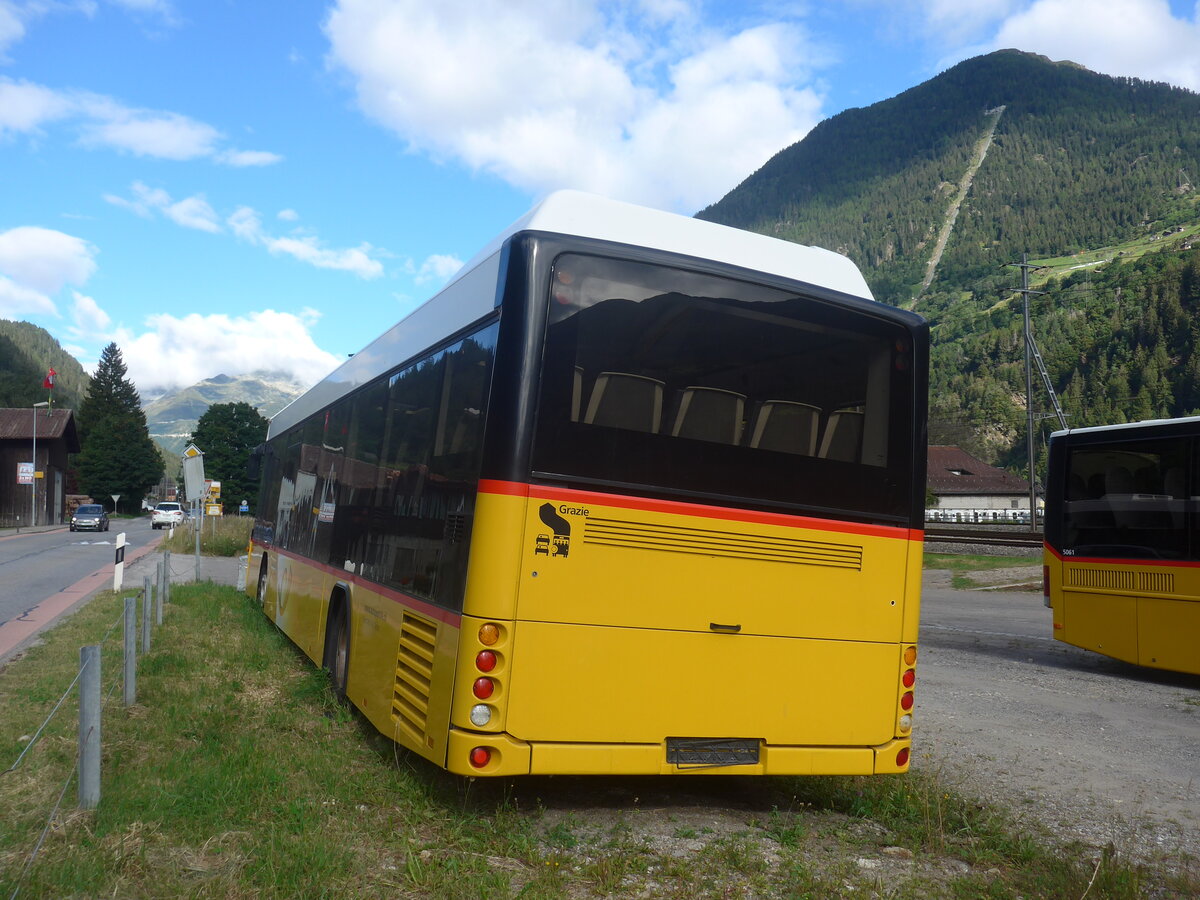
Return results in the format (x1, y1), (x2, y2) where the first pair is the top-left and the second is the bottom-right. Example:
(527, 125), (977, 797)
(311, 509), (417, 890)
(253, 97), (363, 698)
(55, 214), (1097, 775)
(151, 501), (185, 529)
(70, 504), (109, 532)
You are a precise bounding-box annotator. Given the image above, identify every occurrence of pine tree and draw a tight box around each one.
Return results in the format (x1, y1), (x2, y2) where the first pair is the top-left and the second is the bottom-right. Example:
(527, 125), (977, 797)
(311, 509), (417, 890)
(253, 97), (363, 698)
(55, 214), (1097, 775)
(188, 402), (269, 514)
(75, 343), (164, 514)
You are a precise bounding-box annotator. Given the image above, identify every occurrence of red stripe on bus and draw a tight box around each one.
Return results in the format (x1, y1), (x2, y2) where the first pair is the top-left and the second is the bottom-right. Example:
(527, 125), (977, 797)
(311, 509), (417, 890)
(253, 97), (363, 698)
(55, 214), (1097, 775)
(262, 543), (463, 626)
(477, 479), (921, 542)
(1044, 544), (1200, 569)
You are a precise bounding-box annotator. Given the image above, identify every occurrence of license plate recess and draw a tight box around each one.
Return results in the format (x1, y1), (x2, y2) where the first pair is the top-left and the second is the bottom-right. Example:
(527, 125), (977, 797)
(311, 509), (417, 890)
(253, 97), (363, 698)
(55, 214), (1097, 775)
(665, 737), (760, 767)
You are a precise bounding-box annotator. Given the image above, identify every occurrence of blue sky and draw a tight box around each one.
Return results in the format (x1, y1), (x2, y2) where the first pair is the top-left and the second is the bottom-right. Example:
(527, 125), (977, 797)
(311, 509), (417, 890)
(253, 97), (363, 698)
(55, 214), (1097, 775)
(2, 0), (1199, 399)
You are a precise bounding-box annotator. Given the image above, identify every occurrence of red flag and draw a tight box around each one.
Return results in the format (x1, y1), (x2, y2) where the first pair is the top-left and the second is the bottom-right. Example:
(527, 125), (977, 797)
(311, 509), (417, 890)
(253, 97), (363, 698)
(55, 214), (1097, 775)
(43, 367), (56, 390)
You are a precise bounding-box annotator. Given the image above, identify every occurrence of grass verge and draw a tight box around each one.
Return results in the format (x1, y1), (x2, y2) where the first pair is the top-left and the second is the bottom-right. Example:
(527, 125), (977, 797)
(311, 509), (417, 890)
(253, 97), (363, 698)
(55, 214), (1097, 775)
(2, 582), (1194, 898)
(925, 552), (1040, 589)
(160, 515), (253, 557)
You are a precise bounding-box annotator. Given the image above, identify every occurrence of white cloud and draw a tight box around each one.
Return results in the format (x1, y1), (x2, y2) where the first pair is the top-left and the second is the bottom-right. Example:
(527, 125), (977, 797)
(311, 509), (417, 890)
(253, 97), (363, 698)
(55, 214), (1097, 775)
(217, 148), (285, 167)
(105, 182), (222, 233)
(990, 0), (1200, 90)
(0, 225), (98, 295)
(78, 106), (221, 159)
(0, 77), (73, 133)
(116, 309), (342, 394)
(277, 208), (299, 221)
(1, 76), (283, 164)
(0, 4), (26, 57)
(226, 205), (385, 278)
(414, 253), (462, 284)
(71, 290), (112, 332)
(322, 0), (829, 212)
(0, 274), (56, 317)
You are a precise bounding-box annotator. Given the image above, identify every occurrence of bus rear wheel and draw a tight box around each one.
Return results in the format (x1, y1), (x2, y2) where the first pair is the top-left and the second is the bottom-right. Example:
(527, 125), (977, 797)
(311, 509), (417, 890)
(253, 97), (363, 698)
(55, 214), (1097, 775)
(255, 560), (268, 609)
(325, 600), (350, 702)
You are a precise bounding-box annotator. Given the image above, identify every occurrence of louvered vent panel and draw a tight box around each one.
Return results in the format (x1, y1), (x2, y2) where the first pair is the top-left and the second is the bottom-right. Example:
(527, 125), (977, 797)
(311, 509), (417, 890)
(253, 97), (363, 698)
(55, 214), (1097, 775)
(1066, 568), (1174, 593)
(584, 517), (863, 570)
(392, 613), (437, 744)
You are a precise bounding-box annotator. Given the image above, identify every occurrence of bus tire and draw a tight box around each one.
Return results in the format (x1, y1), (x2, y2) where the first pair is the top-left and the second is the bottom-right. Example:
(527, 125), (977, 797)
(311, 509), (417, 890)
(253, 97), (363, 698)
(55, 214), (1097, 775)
(324, 596), (350, 702)
(255, 558), (269, 610)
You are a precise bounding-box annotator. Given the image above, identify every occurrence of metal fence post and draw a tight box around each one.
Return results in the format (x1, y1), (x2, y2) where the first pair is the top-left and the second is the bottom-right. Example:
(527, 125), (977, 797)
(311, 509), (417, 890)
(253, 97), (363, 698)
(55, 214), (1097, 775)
(163, 550), (171, 604)
(141, 591), (151, 654)
(155, 576), (162, 625)
(124, 595), (136, 707)
(78, 645), (101, 809)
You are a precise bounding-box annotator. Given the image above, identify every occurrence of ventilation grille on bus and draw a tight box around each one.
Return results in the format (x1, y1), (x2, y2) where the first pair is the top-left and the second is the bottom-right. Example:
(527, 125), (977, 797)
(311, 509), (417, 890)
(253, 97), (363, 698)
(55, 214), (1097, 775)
(1066, 568), (1175, 594)
(583, 517), (863, 570)
(392, 612), (437, 744)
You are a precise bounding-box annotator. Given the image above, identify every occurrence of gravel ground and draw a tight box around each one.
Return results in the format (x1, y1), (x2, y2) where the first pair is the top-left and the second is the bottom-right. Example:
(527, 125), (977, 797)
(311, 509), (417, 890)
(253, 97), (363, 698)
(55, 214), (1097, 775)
(508, 561), (1200, 896)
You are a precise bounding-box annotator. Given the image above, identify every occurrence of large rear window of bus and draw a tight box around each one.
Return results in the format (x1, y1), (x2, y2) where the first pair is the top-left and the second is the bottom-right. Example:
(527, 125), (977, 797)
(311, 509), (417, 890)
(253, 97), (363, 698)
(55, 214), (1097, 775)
(531, 254), (916, 521)
(1062, 439), (1191, 559)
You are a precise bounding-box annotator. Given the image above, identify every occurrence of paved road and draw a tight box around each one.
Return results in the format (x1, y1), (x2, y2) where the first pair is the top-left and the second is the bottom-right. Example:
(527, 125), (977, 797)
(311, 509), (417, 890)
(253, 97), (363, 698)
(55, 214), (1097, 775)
(0, 521), (156, 624)
(0, 519), (242, 665)
(918, 573), (1200, 863)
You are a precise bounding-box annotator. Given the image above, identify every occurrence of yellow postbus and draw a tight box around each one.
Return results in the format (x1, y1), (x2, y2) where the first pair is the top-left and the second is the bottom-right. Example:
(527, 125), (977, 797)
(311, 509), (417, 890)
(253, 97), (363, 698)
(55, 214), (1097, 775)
(246, 191), (928, 776)
(1044, 417), (1200, 675)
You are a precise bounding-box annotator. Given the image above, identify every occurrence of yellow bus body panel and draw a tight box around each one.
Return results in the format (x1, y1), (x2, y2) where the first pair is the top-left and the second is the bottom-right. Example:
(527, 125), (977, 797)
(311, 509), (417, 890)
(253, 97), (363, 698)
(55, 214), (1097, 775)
(453, 486), (919, 774)
(505, 621), (897, 746)
(1047, 552), (1200, 675)
(494, 489), (911, 643)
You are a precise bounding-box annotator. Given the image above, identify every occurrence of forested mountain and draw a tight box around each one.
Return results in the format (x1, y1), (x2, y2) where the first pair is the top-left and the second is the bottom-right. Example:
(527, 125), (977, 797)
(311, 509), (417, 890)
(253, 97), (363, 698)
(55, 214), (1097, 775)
(0, 321), (89, 410)
(700, 49), (1200, 472)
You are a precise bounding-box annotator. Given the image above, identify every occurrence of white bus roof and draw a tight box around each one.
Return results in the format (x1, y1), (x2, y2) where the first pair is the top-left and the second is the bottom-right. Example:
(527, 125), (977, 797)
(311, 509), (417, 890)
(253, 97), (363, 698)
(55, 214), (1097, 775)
(269, 191), (876, 438)
(1051, 415), (1200, 440)
(453, 189), (873, 299)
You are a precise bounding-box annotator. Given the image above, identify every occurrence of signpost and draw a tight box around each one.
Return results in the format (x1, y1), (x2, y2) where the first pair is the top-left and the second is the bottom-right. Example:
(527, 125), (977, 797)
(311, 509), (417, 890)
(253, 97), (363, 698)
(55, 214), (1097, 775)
(182, 444), (205, 581)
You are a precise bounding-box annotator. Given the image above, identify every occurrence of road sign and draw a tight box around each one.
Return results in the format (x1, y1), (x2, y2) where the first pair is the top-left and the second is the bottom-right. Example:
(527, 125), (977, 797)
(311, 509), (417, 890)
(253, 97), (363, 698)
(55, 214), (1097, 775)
(182, 446), (205, 502)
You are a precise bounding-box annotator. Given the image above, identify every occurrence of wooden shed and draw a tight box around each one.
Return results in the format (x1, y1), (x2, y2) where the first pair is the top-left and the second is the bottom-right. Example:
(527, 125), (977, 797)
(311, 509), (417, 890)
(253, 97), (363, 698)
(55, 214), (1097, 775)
(0, 408), (80, 527)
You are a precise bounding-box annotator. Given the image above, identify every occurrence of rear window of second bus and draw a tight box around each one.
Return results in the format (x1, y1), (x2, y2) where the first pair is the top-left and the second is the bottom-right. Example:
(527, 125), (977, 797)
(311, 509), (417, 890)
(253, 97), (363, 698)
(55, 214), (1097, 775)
(1064, 440), (1190, 558)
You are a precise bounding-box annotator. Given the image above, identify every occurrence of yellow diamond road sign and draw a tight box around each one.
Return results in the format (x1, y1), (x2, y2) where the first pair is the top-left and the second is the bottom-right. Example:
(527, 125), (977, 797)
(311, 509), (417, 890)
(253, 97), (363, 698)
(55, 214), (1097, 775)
(183, 443), (202, 459)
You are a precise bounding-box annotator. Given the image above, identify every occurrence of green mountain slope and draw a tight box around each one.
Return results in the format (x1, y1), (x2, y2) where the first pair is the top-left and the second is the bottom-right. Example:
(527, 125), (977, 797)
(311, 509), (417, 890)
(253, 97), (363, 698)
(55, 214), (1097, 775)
(700, 50), (1200, 305)
(0, 320), (90, 410)
(700, 50), (1200, 471)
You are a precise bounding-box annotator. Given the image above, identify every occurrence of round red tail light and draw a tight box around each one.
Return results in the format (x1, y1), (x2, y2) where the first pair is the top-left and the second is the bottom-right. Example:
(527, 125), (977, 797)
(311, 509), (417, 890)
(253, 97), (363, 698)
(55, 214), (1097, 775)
(896, 747), (910, 767)
(902, 669), (915, 688)
(900, 691), (914, 711)
(473, 677), (495, 699)
(469, 746), (491, 768)
(476, 650), (497, 672)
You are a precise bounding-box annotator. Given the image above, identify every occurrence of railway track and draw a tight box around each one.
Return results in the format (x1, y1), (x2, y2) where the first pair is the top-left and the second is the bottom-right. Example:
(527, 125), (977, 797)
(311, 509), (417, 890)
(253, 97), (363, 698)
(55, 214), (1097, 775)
(924, 526), (1044, 548)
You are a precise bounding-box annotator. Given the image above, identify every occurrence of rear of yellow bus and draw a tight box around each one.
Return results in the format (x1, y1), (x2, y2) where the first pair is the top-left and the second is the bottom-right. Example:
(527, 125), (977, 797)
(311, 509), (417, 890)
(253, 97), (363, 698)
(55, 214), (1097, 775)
(1044, 425), (1200, 675)
(445, 242), (928, 776)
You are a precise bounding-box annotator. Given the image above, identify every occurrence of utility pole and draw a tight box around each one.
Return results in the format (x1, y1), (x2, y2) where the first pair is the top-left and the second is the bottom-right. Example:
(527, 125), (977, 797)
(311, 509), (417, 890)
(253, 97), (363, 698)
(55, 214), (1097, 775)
(1006, 254), (1065, 532)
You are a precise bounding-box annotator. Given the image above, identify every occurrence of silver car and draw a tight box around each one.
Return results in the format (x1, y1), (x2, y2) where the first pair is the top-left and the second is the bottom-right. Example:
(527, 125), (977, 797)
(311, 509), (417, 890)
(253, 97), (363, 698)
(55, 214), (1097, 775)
(151, 501), (185, 529)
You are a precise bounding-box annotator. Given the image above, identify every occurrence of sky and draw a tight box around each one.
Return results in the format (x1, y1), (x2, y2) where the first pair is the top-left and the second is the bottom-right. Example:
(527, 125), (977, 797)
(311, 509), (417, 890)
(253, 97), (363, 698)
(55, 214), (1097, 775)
(2, 0), (1199, 401)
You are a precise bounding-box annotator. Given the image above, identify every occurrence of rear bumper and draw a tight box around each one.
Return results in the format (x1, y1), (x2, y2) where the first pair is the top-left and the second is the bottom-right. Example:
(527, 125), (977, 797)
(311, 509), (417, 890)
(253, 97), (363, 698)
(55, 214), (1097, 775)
(446, 728), (911, 777)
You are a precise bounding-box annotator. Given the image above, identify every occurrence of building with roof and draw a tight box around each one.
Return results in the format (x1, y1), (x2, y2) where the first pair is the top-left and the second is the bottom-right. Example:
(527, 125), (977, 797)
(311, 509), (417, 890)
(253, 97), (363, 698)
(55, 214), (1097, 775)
(0, 408), (80, 527)
(927, 445), (1034, 521)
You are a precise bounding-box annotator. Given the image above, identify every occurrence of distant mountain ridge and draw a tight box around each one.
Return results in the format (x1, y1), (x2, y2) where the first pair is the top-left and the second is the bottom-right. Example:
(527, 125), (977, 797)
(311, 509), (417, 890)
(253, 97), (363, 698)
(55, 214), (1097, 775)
(142, 372), (305, 455)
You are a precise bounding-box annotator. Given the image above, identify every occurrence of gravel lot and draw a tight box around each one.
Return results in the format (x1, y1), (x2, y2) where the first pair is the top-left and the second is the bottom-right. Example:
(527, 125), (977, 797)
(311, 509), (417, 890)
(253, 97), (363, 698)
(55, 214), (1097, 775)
(508, 563), (1200, 895)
